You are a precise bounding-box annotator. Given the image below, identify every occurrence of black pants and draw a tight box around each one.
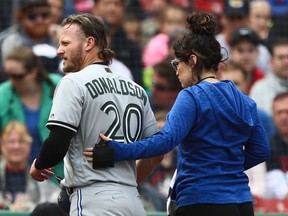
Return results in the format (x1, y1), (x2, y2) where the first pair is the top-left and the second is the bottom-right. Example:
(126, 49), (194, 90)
(175, 202), (254, 216)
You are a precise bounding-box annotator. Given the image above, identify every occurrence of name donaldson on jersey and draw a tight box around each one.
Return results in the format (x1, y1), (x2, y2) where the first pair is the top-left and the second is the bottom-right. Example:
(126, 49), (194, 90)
(85, 77), (147, 105)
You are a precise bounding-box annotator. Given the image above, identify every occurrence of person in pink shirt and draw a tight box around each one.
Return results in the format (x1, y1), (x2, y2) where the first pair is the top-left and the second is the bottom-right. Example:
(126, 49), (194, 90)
(142, 4), (187, 67)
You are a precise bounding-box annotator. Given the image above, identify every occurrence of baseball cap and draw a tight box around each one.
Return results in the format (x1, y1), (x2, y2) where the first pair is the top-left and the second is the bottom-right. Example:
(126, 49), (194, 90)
(223, 0), (249, 16)
(231, 28), (260, 46)
(19, 0), (49, 9)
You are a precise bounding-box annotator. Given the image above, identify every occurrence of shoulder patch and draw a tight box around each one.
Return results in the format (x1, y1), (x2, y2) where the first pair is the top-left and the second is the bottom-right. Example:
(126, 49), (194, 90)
(105, 67), (112, 73)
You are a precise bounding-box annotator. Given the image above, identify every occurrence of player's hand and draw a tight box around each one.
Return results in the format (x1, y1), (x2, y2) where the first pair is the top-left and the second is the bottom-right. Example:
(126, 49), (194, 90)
(30, 159), (54, 182)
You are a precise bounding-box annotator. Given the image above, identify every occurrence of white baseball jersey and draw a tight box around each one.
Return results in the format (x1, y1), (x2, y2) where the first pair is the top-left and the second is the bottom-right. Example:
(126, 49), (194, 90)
(46, 63), (158, 188)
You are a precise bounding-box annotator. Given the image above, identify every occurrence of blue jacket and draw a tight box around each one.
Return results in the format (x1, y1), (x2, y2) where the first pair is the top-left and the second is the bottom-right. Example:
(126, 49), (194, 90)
(110, 80), (270, 207)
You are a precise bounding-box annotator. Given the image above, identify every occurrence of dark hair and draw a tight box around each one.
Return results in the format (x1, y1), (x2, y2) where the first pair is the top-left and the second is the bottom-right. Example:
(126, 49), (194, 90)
(173, 12), (223, 82)
(5, 46), (54, 85)
(273, 91), (288, 104)
(230, 28), (260, 47)
(153, 60), (182, 91)
(16, 0), (50, 23)
(268, 37), (288, 56)
(62, 13), (115, 64)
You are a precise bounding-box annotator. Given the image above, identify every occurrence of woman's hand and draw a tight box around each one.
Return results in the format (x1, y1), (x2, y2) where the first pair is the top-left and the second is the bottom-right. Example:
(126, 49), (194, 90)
(83, 133), (113, 164)
(83, 147), (93, 162)
(99, 133), (111, 142)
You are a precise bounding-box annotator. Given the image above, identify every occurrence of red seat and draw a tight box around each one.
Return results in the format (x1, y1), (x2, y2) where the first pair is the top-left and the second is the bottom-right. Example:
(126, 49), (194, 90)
(253, 196), (288, 213)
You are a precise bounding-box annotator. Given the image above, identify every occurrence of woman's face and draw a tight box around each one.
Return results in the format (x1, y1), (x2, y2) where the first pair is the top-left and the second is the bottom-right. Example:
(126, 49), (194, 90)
(175, 61), (193, 88)
(1, 128), (31, 166)
(4, 60), (36, 92)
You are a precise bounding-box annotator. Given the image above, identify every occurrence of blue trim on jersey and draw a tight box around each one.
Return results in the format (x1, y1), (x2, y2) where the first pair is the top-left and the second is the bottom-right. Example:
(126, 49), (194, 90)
(77, 189), (83, 216)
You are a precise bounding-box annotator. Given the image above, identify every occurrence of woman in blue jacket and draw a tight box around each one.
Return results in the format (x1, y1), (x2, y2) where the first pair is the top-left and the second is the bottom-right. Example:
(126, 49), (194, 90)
(86, 12), (270, 216)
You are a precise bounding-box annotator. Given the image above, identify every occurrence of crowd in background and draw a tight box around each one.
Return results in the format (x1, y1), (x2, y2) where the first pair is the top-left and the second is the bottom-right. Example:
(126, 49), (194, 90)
(0, 0), (287, 214)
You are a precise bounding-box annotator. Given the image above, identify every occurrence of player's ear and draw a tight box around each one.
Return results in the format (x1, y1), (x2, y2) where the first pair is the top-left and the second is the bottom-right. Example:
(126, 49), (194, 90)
(85, 36), (95, 51)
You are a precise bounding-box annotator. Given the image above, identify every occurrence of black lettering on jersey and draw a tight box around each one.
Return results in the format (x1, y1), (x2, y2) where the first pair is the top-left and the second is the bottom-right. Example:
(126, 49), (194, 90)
(128, 82), (135, 96)
(112, 78), (121, 94)
(119, 80), (129, 95)
(92, 79), (104, 95)
(135, 85), (147, 106)
(106, 78), (115, 93)
(85, 82), (98, 99)
(98, 77), (110, 93)
(85, 78), (148, 105)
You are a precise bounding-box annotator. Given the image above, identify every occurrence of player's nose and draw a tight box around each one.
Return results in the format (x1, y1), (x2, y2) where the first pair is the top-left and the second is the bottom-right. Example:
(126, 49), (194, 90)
(57, 47), (64, 57)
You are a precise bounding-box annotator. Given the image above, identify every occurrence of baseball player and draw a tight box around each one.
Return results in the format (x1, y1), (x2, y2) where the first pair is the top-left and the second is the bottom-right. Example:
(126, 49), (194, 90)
(30, 13), (162, 216)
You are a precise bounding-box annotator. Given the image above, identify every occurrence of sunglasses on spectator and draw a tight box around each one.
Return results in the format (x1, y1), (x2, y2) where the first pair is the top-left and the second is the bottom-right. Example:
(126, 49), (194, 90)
(5, 72), (29, 81)
(152, 81), (173, 91)
(171, 58), (180, 71)
(26, 11), (50, 21)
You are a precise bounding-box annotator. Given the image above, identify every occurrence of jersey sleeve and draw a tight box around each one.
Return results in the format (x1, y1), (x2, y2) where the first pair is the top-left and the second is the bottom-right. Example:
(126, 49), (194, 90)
(46, 77), (83, 132)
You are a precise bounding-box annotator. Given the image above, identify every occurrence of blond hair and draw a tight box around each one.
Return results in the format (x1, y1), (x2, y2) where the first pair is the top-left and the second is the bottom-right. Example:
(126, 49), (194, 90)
(1, 121), (32, 145)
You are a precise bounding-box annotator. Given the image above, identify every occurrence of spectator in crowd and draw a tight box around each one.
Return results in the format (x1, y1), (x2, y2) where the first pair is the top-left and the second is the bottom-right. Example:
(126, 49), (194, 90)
(0, 46), (63, 184)
(143, 28), (188, 98)
(142, 3), (188, 68)
(139, 0), (168, 49)
(92, 0), (143, 86)
(216, 0), (272, 74)
(74, 0), (94, 14)
(265, 92), (288, 199)
(122, 13), (142, 45)
(250, 37), (288, 116)
(248, 0), (272, 47)
(0, 0), (63, 82)
(219, 61), (275, 198)
(48, 0), (64, 24)
(229, 27), (266, 93)
(218, 62), (248, 95)
(149, 60), (182, 112)
(0, 121), (59, 211)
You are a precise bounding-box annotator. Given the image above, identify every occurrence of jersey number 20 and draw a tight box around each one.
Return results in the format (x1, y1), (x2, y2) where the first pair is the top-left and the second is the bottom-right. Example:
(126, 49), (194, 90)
(101, 101), (143, 143)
